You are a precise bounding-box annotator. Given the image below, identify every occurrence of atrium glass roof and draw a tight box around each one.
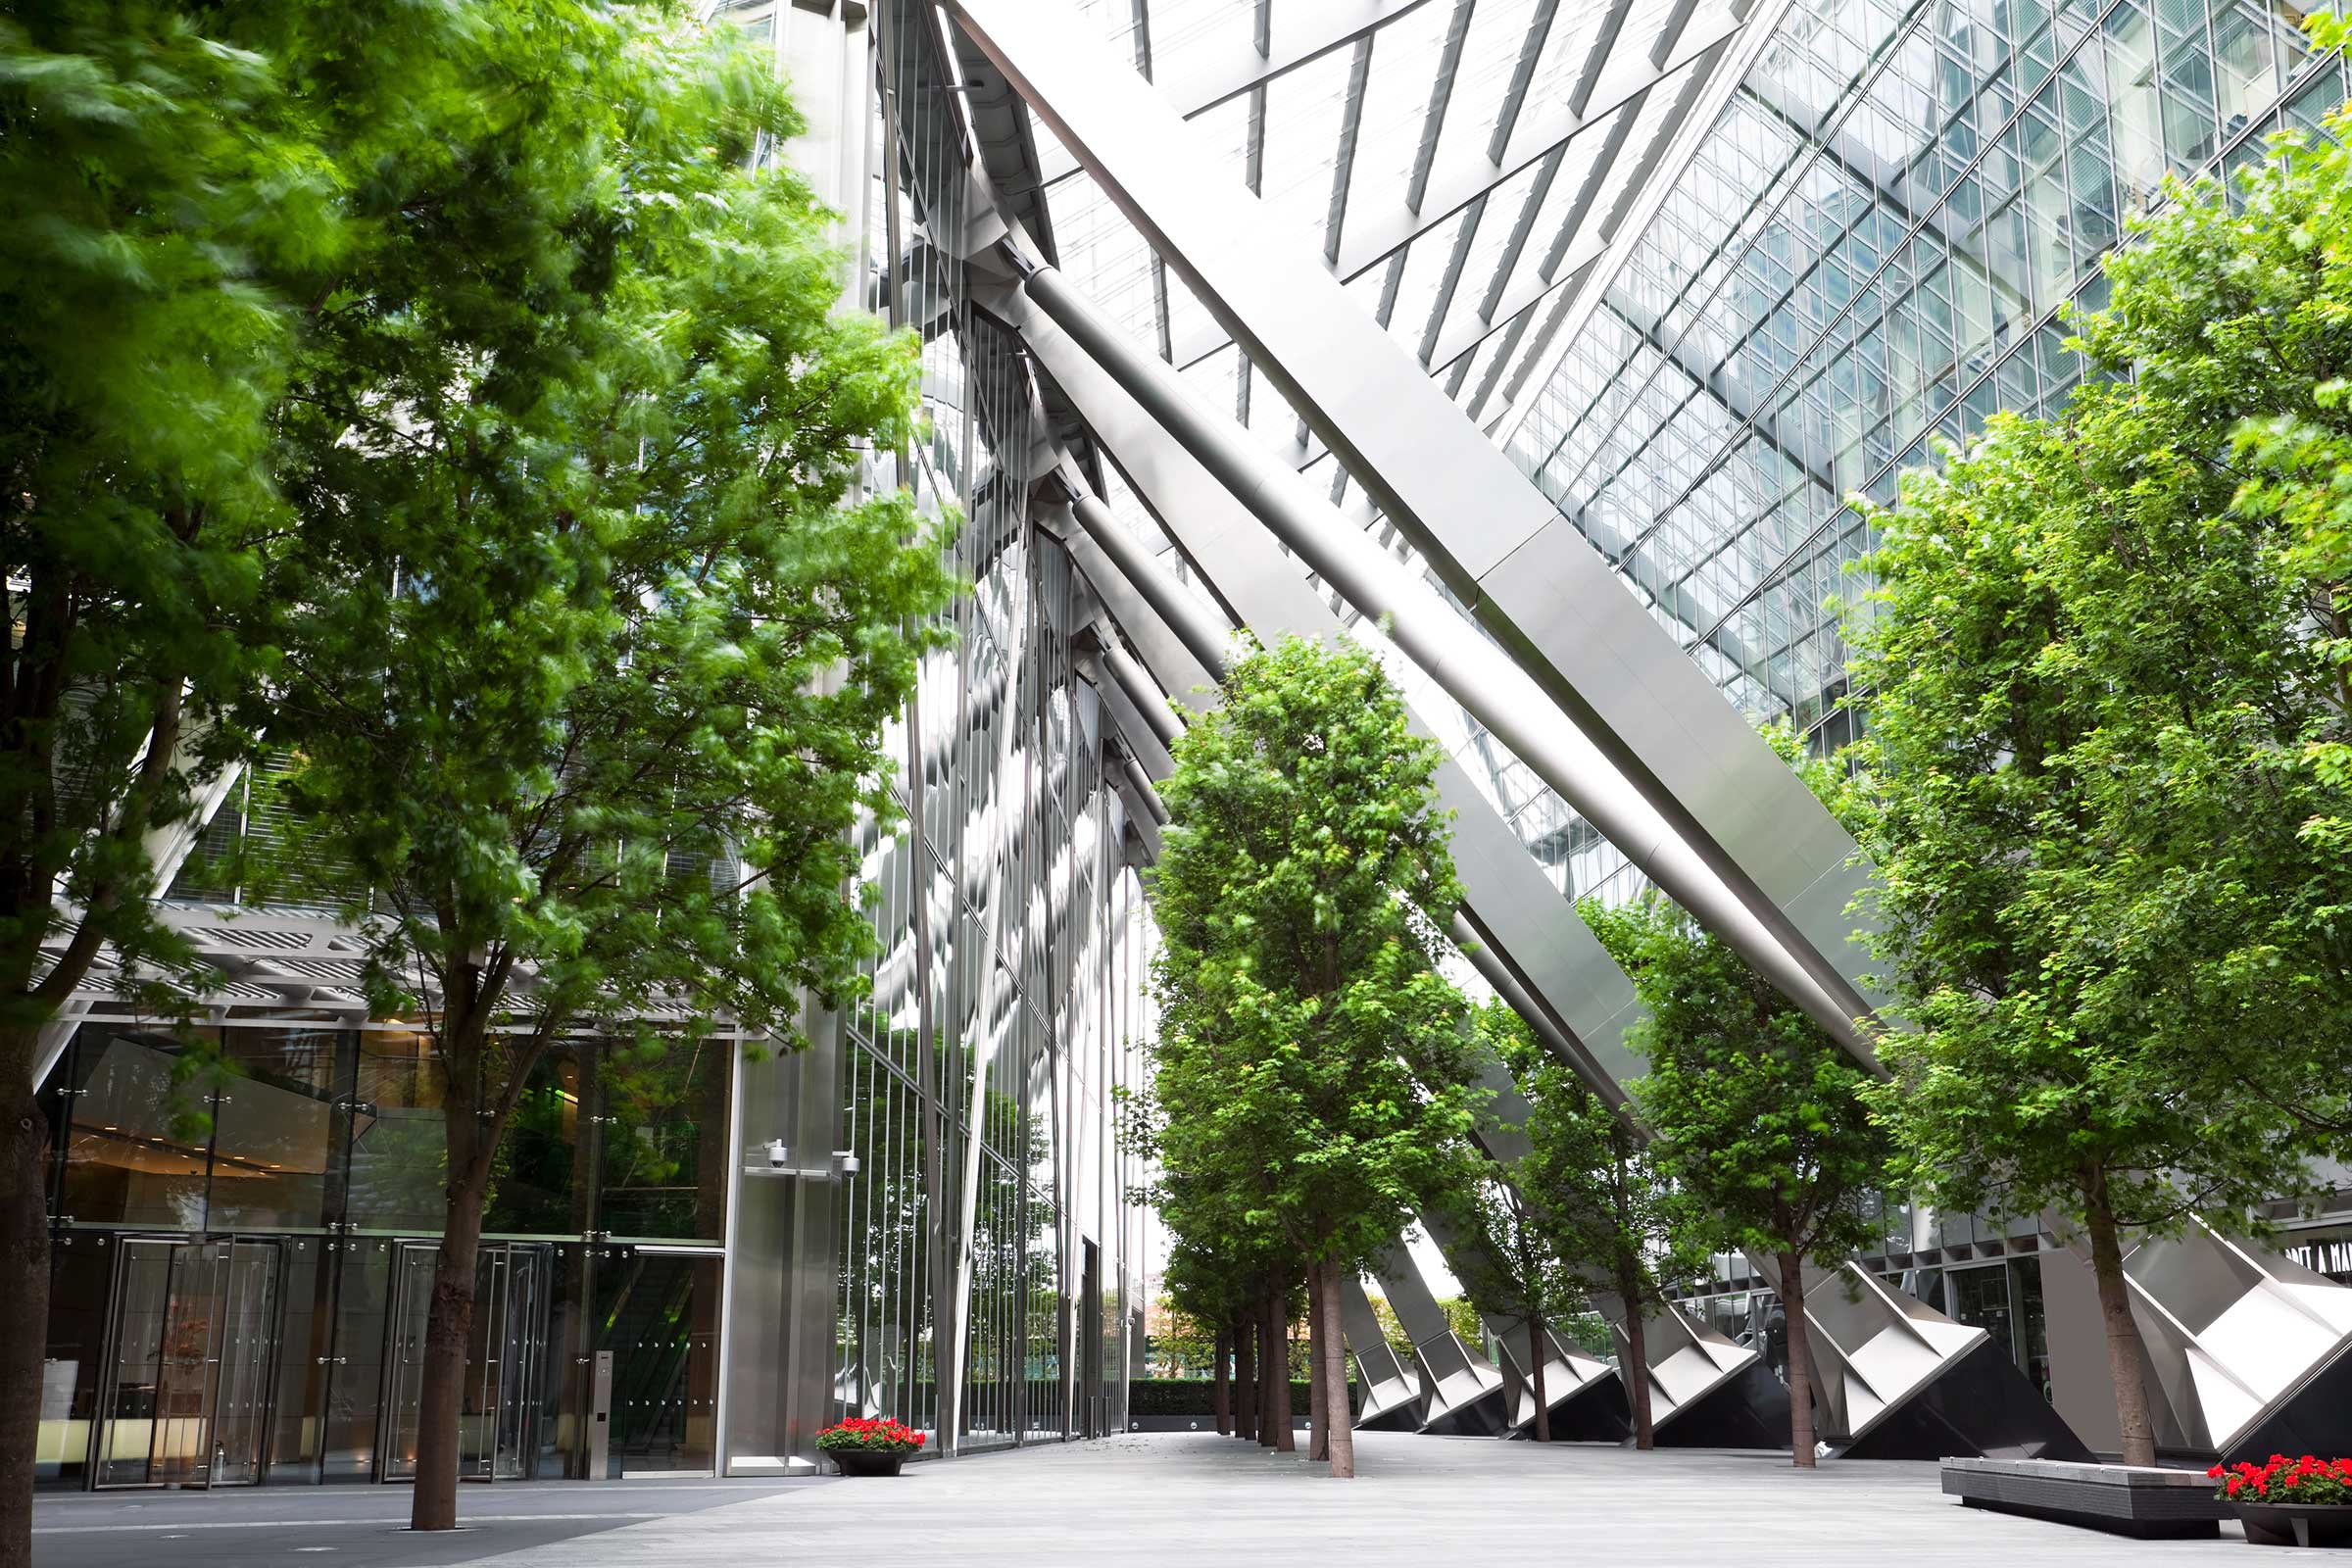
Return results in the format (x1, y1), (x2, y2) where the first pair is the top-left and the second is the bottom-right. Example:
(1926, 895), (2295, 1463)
(1033, 0), (1751, 441)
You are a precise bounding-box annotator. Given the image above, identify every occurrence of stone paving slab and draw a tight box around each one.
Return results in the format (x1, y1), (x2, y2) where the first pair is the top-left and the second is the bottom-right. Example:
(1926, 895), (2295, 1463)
(460, 1433), (2258, 1567)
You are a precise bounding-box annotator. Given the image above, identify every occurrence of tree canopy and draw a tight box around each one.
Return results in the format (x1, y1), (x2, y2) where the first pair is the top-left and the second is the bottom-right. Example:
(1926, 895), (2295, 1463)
(1585, 871), (1887, 1466)
(1127, 634), (1481, 1475)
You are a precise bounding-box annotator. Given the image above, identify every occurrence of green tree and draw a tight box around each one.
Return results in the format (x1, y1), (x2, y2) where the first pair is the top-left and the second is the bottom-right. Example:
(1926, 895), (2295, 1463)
(1130, 635), (1481, 1477)
(1485, 1004), (1700, 1449)
(1838, 107), (2352, 1460)
(0, 5), (443, 1557)
(1432, 1147), (1586, 1441)
(247, 3), (952, 1528)
(1586, 892), (1888, 1466)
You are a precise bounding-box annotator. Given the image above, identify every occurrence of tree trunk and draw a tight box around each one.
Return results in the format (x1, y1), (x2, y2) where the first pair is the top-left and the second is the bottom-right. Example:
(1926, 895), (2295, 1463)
(1233, 1313), (1257, 1442)
(1778, 1250), (1816, 1468)
(1, 1054), (51, 1568)
(1264, 1286), (1294, 1452)
(1305, 1261), (1329, 1461)
(412, 1059), (492, 1534)
(1615, 1257), (1655, 1450)
(2082, 1168), (2158, 1467)
(1318, 1264), (1353, 1479)
(1528, 1314), (1550, 1443)
(1212, 1326), (1232, 1436)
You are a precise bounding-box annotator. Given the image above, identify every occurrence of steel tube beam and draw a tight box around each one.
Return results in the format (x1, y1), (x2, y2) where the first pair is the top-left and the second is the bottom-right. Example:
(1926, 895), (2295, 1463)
(1014, 256), (1864, 1053)
(1066, 489), (1235, 678)
(943, 0), (1885, 1046)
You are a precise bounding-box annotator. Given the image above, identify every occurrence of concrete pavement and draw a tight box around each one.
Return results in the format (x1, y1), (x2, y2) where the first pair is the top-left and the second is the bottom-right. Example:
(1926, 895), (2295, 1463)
(31, 1476), (822, 1568)
(424, 1433), (2257, 1567)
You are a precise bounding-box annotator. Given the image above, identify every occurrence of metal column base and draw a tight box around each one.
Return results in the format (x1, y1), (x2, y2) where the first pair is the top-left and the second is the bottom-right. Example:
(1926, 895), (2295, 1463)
(1338, 1275), (1429, 1432)
(1648, 1359), (1792, 1449)
(1629, 1303), (1782, 1447)
(1833, 1335), (2092, 1461)
(1805, 1261), (2090, 1461)
(1410, 1332), (1511, 1437)
(2124, 1223), (2352, 1460)
(1495, 1323), (1632, 1441)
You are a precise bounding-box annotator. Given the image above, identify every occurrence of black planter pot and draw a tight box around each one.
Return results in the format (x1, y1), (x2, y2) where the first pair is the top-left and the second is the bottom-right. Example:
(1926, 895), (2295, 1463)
(2230, 1501), (2352, 1547)
(828, 1449), (908, 1477)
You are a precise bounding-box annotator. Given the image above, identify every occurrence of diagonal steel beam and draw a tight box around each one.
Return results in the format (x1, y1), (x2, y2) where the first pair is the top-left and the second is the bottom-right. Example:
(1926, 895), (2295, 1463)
(1166, 25), (1730, 370)
(1568, 0), (1635, 117)
(1324, 36), (1377, 262)
(1488, 0), (1562, 163)
(947, 0), (1885, 1047)
(1414, 192), (1488, 366)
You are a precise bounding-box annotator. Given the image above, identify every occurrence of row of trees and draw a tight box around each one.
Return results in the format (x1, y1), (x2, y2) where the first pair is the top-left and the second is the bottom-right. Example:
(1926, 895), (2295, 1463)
(1127, 634), (1886, 1472)
(1139, 89), (2352, 1480)
(2, 1), (953, 1554)
(1123, 636), (1484, 1478)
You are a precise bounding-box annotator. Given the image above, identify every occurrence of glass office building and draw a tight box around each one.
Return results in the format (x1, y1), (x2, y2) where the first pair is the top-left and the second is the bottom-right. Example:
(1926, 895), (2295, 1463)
(28, 0), (2352, 1486)
(27, 0), (1154, 1489)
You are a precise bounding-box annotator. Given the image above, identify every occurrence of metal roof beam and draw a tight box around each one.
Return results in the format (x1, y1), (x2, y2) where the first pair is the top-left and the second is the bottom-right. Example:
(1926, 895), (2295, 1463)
(1035, 0), (1441, 182)
(1487, 0), (1561, 163)
(1406, 0), (1479, 216)
(1324, 36), (1377, 262)
(1164, 23), (1731, 368)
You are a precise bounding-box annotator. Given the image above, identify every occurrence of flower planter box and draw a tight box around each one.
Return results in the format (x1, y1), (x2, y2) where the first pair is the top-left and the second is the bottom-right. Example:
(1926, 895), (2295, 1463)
(1940, 1457), (2225, 1540)
(817, 1416), (924, 1476)
(2231, 1501), (2352, 1547)
(2214, 1454), (2352, 1543)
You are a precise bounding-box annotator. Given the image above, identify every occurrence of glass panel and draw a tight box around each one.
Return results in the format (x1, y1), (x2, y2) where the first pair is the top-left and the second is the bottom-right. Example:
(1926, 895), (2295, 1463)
(61, 1028), (213, 1230)
(378, 1241), (546, 1482)
(207, 1028), (342, 1232)
(345, 1027), (446, 1232)
(597, 1037), (730, 1242)
(595, 1252), (720, 1474)
(92, 1239), (280, 1488)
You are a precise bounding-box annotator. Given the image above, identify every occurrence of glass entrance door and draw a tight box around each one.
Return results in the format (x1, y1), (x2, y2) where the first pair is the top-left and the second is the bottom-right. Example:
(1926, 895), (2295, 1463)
(93, 1238), (282, 1489)
(378, 1242), (548, 1482)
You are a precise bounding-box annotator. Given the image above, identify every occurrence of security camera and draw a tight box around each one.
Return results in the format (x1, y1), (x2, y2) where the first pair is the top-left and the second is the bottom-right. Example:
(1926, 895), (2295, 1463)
(762, 1139), (790, 1169)
(832, 1150), (860, 1177)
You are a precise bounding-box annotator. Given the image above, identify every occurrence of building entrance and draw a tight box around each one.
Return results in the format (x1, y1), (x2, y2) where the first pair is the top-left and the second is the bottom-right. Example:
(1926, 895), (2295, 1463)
(92, 1237), (284, 1489)
(377, 1240), (550, 1482)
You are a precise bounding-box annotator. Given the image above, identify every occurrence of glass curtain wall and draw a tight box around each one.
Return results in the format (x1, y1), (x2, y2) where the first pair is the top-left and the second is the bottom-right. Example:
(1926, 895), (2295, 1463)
(37, 1020), (730, 1488)
(832, 0), (1152, 1454)
(1500, 0), (2346, 906)
(29, 0), (1150, 1488)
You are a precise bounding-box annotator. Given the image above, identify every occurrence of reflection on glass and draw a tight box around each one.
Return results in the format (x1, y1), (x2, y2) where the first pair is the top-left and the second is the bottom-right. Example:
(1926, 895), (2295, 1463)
(593, 1251), (721, 1474)
(91, 1239), (280, 1488)
(345, 1028), (445, 1231)
(61, 1029), (214, 1230)
(598, 1037), (729, 1242)
(207, 1028), (341, 1232)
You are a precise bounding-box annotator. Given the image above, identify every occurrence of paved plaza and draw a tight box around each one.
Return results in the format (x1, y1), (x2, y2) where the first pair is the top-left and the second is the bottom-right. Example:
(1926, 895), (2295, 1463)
(36, 1434), (2278, 1568)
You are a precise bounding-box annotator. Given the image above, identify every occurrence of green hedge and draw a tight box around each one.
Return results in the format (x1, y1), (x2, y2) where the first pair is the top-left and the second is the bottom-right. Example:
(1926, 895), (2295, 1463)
(1127, 1377), (1356, 1417)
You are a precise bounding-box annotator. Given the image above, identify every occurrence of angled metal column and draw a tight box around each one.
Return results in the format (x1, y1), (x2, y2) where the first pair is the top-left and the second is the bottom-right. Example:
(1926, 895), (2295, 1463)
(1415, 1203), (1631, 1441)
(1044, 492), (1701, 1439)
(945, 0), (1881, 1052)
(1338, 1273), (1429, 1432)
(1370, 1245), (1510, 1437)
(34, 752), (250, 1088)
(1004, 251), (1866, 1054)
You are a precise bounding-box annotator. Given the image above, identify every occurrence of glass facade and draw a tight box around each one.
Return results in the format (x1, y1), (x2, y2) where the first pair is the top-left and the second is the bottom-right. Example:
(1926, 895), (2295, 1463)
(1502, 0), (2350, 904)
(32, 0), (2352, 1486)
(38, 1021), (731, 1487)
